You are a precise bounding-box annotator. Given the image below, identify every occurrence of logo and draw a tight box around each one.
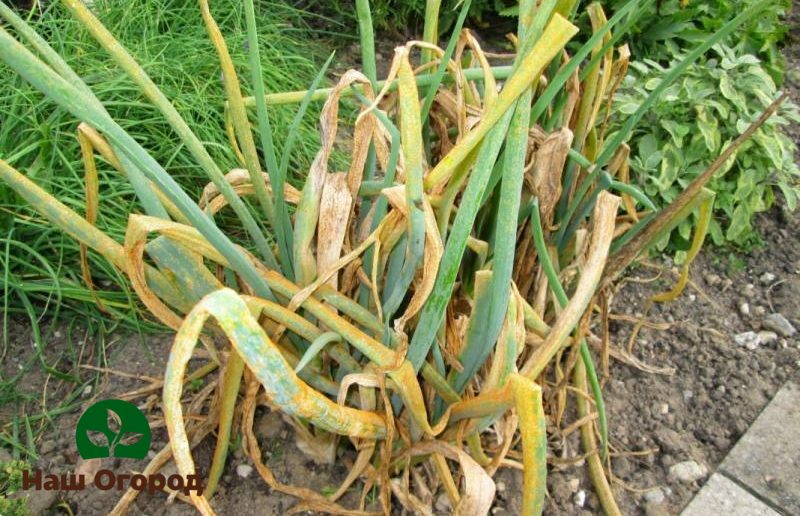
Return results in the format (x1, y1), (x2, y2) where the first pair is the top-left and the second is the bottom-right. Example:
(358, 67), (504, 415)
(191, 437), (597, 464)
(75, 399), (150, 460)
(21, 399), (203, 496)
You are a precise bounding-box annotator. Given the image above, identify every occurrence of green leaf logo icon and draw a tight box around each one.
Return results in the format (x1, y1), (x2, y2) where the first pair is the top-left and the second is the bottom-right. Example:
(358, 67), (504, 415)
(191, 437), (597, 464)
(75, 399), (151, 460)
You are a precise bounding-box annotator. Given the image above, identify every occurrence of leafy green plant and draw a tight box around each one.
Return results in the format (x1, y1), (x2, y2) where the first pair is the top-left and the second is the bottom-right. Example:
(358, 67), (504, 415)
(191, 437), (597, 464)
(601, 0), (790, 83)
(0, 459), (29, 516)
(612, 45), (800, 248)
(0, 497), (28, 516)
(0, 459), (27, 494)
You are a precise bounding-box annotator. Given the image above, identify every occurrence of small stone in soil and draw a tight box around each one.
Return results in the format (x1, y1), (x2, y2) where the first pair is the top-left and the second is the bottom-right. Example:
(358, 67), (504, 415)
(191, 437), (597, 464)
(236, 464), (253, 478)
(734, 331), (761, 350)
(739, 302), (750, 316)
(757, 331), (779, 346)
(763, 313), (797, 337)
(759, 272), (777, 284)
(643, 487), (667, 504)
(668, 460), (707, 483)
(574, 490), (586, 507)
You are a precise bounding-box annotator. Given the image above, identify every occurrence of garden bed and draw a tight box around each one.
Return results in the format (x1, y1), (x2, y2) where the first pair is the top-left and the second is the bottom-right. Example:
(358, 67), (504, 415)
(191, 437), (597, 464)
(2, 200), (797, 515)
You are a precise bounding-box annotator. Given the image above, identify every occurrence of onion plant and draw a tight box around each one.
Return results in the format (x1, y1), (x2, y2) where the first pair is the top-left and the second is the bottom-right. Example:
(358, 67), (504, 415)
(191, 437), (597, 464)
(0, 0), (780, 514)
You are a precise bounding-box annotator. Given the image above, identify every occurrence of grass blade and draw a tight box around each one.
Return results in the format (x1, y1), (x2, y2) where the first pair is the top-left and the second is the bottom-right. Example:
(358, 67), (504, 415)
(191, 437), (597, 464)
(0, 27), (278, 301)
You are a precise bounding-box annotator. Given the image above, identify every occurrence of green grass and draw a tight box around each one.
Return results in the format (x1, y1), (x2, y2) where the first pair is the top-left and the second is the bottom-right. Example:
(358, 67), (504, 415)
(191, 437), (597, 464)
(0, 0), (327, 326)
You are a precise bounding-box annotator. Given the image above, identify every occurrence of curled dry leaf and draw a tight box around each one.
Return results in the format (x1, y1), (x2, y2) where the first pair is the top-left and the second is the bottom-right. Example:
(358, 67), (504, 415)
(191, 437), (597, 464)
(528, 128), (574, 226)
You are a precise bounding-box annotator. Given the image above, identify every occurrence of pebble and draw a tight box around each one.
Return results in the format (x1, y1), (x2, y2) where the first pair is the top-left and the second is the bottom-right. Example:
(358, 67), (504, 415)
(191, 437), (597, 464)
(739, 302), (750, 316)
(668, 460), (707, 483)
(688, 294), (696, 302)
(704, 273), (721, 286)
(759, 272), (776, 284)
(743, 283), (756, 299)
(236, 464), (253, 478)
(574, 490), (586, 508)
(764, 313), (797, 337)
(643, 487), (666, 504)
(754, 305), (767, 316)
(683, 390), (694, 402)
(757, 331), (779, 346)
(658, 403), (669, 415)
(734, 331), (760, 350)
(82, 385), (92, 396)
(496, 481), (506, 492)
